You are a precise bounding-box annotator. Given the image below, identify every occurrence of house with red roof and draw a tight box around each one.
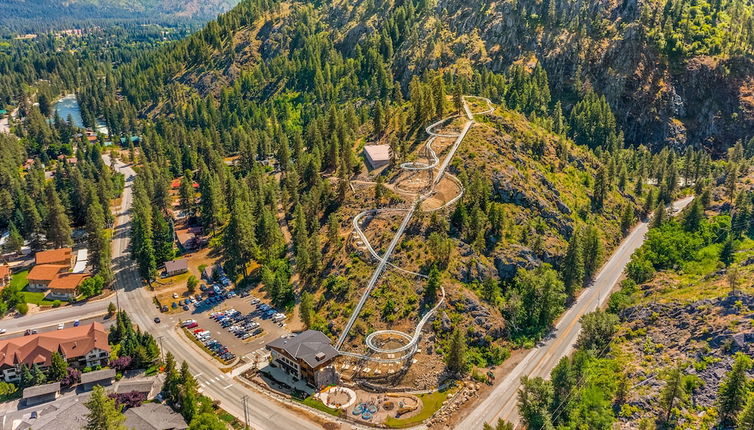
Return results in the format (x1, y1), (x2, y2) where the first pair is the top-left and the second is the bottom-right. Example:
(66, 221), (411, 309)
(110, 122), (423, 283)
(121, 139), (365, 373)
(0, 322), (110, 382)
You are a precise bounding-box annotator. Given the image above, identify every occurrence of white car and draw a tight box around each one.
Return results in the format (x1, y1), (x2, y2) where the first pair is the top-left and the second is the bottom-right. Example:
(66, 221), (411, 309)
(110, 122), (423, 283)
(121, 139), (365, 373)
(57, 323), (64, 330)
(0, 328), (6, 334)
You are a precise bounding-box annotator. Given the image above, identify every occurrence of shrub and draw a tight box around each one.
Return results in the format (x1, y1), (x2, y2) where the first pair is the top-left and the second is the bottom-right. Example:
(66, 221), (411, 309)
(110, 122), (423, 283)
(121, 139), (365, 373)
(187, 275), (198, 293)
(110, 390), (147, 409)
(61, 368), (81, 387)
(16, 303), (28, 315)
(110, 356), (133, 372)
(626, 257), (655, 284)
(52, 300), (61, 308)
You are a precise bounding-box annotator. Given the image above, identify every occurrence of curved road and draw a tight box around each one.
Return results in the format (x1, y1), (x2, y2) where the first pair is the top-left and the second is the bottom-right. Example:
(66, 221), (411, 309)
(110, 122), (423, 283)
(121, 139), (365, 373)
(103, 157), (325, 430)
(457, 196), (694, 428)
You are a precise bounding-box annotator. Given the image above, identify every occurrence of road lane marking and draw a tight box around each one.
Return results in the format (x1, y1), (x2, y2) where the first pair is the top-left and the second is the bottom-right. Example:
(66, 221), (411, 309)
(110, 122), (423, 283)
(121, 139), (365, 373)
(223, 384), (234, 389)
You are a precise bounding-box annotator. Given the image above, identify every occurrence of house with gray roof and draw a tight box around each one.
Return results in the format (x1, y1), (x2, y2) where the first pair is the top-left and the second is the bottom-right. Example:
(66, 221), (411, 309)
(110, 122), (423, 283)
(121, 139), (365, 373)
(266, 330), (340, 389)
(80, 368), (116, 391)
(22, 382), (60, 406)
(124, 403), (188, 430)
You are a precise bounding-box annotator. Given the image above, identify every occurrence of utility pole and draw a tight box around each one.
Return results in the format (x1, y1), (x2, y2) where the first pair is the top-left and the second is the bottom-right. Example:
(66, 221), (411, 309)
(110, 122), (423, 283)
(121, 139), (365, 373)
(242, 395), (250, 430)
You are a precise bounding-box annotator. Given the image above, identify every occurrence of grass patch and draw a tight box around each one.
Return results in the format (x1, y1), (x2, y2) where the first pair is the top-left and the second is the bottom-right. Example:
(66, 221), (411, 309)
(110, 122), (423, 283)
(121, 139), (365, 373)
(384, 387), (456, 428)
(297, 396), (344, 417)
(19, 290), (55, 306)
(9, 271), (28, 290)
(218, 409), (246, 429)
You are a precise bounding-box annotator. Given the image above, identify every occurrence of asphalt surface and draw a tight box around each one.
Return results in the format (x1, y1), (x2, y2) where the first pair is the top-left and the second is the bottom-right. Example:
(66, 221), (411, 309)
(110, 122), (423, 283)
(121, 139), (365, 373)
(457, 196), (694, 429)
(0, 300), (109, 336)
(103, 157), (323, 430)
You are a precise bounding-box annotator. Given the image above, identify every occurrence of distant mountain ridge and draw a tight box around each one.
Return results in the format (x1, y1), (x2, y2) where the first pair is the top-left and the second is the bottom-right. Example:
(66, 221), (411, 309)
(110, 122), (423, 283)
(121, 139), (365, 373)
(0, 0), (241, 30)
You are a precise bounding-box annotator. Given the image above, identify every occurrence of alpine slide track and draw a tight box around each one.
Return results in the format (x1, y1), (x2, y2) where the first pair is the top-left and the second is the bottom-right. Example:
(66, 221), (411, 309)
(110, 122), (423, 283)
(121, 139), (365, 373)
(336, 96), (494, 364)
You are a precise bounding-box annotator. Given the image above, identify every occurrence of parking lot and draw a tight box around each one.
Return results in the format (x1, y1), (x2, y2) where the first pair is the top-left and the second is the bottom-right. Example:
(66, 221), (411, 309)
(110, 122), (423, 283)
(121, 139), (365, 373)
(178, 292), (290, 361)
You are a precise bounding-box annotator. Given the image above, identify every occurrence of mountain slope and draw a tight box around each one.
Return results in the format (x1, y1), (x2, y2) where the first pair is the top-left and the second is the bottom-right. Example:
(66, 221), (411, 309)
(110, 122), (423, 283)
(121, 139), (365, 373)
(122, 0), (754, 153)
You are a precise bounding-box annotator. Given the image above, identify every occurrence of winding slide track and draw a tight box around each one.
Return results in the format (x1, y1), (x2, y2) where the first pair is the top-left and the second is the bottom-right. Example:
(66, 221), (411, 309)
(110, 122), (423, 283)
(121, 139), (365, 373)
(336, 97), (494, 362)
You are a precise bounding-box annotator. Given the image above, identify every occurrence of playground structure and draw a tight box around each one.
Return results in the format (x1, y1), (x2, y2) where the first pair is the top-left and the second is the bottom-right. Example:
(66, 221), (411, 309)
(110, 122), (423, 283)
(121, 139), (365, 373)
(338, 96), (495, 364)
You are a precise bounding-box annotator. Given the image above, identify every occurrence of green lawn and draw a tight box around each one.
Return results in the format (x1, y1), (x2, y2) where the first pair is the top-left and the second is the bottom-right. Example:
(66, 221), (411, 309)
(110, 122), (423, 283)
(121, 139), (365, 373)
(9, 270), (28, 290)
(298, 396), (344, 417)
(384, 388), (455, 428)
(19, 291), (55, 306)
(11, 271), (56, 306)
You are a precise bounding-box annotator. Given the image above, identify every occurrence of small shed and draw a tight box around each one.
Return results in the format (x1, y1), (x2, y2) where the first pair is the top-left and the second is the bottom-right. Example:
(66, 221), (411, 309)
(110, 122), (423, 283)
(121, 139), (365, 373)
(80, 368), (116, 391)
(363, 145), (391, 169)
(164, 259), (188, 276)
(23, 382), (60, 406)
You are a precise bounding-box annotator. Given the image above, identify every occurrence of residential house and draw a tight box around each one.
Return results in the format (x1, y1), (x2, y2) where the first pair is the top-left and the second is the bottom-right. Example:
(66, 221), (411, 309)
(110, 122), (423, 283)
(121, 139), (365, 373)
(27, 264), (68, 291)
(0, 264), (10, 288)
(164, 259), (188, 276)
(175, 231), (196, 251)
(47, 273), (89, 300)
(35, 248), (74, 269)
(266, 330), (340, 389)
(0, 322), (110, 382)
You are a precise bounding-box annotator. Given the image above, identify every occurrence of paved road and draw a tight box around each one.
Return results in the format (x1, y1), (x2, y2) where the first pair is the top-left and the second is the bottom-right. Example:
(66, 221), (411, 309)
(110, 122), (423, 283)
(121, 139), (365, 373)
(458, 196), (694, 429)
(0, 300), (108, 336)
(104, 157), (324, 430)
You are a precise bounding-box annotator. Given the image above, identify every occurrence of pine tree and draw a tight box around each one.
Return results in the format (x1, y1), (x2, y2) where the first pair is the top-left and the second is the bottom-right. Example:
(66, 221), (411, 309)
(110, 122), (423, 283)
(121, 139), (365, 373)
(179, 171), (195, 215)
(651, 203), (667, 228)
(453, 85), (464, 114)
(434, 74), (446, 118)
(86, 188), (112, 284)
(561, 230), (584, 299)
(446, 327), (467, 374)
(620, 205), (634, 236)
(721, 236), (736, 267)
(682, 198), (704, 232)
(375, 175), (386, 205)
(299, 291), (314, 329)
(45, 184), (72, 248)
(718, 354), (753, 426)
(19, 364), (33, 388)
(581, 226), (603, 283)
(223, 199), (257, 279)
(85, 385), (126, 430)
(31, 363), (46, 385)
(660, 364), (687, 424)
(592, 166), (608, 210)
(425, 267), (440, 304)
(738, 395), (754, 430)
(49, 351), (68, 382)
(552, 101), (565, 135)
(327, 212), (341, 250)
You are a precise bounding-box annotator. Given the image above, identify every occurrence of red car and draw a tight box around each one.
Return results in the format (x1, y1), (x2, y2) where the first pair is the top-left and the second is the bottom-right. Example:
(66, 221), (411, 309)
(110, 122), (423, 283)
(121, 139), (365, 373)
(185, 322), (199, 329)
